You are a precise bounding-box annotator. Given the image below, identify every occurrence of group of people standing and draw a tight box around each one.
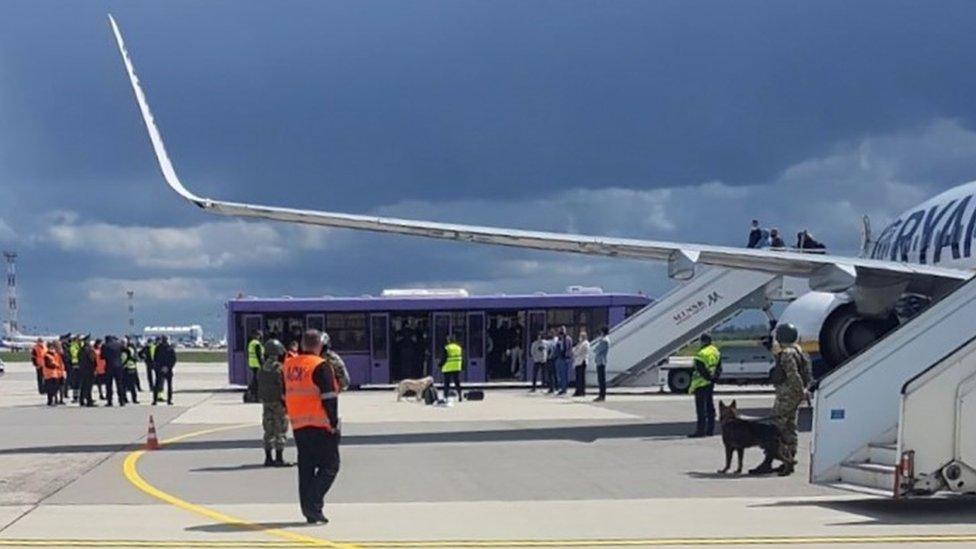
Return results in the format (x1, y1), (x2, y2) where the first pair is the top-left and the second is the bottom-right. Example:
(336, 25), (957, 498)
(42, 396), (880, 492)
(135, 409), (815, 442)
(529, 325), (610, 401)
(747, 220), (826, 251)
(30, 334), (177, 407)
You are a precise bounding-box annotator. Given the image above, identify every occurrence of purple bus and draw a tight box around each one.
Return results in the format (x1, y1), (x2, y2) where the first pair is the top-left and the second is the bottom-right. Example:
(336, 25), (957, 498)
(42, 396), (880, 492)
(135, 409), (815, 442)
(227, 290), (651, 387)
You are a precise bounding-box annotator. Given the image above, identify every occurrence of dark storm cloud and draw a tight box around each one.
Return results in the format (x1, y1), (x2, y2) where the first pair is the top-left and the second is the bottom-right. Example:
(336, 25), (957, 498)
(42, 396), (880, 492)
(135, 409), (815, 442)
(3, 1), (976, 334)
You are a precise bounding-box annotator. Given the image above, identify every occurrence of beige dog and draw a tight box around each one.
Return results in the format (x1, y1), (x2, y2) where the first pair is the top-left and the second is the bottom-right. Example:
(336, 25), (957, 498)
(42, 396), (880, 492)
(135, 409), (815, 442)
(396, 376), (434, 401)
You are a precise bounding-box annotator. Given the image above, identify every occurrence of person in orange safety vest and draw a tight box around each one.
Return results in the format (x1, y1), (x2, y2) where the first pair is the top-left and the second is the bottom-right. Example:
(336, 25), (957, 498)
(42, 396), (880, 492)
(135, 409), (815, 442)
(284, 329), (342, 525)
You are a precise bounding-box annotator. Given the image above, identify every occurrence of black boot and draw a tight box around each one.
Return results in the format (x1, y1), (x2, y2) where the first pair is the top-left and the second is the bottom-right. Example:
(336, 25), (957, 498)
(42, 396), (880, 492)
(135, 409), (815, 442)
(749, 457), (776, 475)
(263, 448), (273, 467)
(273, 448), (290, 467)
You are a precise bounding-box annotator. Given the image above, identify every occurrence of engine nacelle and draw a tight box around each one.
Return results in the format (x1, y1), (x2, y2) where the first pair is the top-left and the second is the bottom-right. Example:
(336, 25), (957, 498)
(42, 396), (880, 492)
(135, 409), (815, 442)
(778, 291), (899, 379)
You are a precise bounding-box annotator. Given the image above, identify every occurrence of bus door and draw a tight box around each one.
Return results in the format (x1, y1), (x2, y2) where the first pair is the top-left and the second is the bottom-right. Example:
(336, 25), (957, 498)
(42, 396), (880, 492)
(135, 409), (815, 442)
(466, 312), (486, 382)
(526, 310), (547, 381)
(369, 313), (390, 384)
(236, 314), (263, 385)
(431, 312), (451, 382)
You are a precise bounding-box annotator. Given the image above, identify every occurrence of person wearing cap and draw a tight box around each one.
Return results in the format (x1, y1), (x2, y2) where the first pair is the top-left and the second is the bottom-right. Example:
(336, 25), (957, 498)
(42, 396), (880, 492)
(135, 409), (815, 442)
(751, 323), (813, 476)
(259, 339), (290, 467)
(320, 335), (349, 392)
(152, 335), (177, 405)
(246, 330), (265, 401)
(101, 336), (127, 407)
(285, 329), (342, 524)
(688, 333), (721, 438)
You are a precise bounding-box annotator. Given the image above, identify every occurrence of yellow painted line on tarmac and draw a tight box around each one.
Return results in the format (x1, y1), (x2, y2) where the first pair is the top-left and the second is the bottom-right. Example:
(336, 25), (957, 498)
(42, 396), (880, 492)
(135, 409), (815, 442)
(7, 535), (976, 549)
(345, 534), (976, 546)
(122, 423), (355, 548)
(116, 424), (976, 548)
(0, 541), (308, 547)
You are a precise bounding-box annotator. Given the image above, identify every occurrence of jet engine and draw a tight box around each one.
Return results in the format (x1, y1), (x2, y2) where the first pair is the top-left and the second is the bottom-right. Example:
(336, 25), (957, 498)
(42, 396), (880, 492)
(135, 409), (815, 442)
(778, 291), (899, 379)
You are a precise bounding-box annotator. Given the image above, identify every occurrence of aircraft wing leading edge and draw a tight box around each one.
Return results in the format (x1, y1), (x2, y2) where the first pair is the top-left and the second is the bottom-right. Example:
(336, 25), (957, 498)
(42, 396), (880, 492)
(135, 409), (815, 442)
(108, 15), (971, 295)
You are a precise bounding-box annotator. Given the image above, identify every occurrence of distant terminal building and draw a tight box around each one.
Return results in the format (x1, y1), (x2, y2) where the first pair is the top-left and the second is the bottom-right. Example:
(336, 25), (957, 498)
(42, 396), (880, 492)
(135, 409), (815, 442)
(143, 325), (204, 347)
(226, 288), (651, 387)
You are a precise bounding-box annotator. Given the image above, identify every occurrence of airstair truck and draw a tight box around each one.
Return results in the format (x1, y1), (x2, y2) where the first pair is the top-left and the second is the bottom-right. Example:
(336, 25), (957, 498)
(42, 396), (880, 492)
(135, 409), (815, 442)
(811, 274), (976, 497)
(601, 267), (804, 388)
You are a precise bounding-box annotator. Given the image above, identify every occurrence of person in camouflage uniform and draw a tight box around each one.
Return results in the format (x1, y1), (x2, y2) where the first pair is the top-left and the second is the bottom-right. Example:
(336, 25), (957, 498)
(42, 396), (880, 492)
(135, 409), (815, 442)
(319, 332), (349, 391)
(768, 323), (812, 476)
(259, 339), (290, 467)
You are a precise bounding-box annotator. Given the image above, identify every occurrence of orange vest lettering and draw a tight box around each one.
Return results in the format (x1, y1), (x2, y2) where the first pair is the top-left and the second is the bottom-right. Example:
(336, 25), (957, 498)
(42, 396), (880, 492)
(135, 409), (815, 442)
(284, 354), (338, 432)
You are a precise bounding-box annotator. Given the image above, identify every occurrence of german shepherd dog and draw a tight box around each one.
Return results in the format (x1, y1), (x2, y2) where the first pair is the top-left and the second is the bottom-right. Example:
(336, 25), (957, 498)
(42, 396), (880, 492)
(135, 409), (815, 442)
(717, 400), (784, 475)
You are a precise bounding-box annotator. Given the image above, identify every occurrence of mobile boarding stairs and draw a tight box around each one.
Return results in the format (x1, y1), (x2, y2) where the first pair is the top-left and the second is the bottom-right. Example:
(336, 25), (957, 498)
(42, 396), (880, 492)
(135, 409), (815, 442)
(811, 273), (976, 497)
(599, 267), (805, 388)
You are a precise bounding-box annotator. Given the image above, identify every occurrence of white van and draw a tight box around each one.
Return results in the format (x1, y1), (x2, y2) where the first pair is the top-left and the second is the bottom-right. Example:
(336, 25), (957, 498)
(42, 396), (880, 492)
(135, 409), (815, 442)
(658, 344), (774, 393)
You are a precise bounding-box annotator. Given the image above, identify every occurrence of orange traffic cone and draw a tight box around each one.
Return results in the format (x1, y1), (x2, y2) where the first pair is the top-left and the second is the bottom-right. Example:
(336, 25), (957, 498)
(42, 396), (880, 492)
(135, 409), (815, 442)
(146, 415), (160, 450)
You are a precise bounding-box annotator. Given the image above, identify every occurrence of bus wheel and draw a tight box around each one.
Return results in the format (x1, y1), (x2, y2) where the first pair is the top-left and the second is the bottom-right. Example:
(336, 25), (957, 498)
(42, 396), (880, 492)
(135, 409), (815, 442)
(667, 369), (692, 393)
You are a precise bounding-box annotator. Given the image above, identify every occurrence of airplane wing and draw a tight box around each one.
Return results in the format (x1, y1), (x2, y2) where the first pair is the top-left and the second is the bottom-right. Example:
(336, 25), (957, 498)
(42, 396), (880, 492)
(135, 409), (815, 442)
(108, 15), (972, 295)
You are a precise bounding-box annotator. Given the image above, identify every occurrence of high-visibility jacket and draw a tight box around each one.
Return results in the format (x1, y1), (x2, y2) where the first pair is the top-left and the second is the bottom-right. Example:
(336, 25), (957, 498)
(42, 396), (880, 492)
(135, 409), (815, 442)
(31, 343), (46, 369)
(284, 354), (338, 432)
(95, 348), (106, 376)
(123, 347), (138, 370)
(42, 351), (61, 381)
(68, 341), (80, 367)
(247, 339), (263, 369)
(441, 342), (463, 373)
(689, 344), (721, 394)
(148, 343), (157, 361)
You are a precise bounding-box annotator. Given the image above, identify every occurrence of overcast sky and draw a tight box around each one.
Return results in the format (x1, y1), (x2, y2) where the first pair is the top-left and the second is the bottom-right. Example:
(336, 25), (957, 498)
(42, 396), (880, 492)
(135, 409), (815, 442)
(3, 1), (976, 336)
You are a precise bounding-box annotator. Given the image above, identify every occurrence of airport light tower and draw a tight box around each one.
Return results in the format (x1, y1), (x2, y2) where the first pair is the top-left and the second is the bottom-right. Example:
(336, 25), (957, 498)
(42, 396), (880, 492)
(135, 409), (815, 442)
(127, 290), (135, 337)
(3, 251), (18, 335)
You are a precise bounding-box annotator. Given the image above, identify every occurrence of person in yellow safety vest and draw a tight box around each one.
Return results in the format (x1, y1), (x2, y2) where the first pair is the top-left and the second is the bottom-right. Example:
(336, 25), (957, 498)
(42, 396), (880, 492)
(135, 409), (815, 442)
(441, 334), (464, 402)
(247, 330), (265, 400)
(688, 333), (721, 438)
(138, 339), (157, 395)
(122, 338), (140, 404)
(67, 337), (81, 403)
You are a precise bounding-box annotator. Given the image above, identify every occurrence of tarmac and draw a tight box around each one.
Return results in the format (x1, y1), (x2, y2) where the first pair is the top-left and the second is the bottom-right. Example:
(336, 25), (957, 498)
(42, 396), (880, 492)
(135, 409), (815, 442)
(0, 360), (975, 548)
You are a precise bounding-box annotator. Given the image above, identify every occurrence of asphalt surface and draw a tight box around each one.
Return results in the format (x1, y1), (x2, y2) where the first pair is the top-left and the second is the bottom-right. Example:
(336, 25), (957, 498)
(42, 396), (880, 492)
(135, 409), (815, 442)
(0, 360), (974, 548)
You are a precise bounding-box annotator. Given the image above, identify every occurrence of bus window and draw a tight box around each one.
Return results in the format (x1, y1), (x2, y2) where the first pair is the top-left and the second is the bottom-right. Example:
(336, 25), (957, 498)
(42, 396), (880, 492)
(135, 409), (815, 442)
(371, 314), (389, 360)
(583, 307), (609, 338)
(306, 313), (325, 332)
(432, 313), (451, 367)
(239, 314), (262, 349)
(326, 313), (369, 352)
(625, 305), (646, 319)
(547, 309), (574, 331)
(468, 313), (485, 360)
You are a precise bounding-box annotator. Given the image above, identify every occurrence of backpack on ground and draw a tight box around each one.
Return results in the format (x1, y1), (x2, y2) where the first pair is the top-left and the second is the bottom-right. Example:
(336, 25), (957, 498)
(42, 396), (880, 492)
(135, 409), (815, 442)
(464, 390), (485, 401)
(422, 385), (437, 405)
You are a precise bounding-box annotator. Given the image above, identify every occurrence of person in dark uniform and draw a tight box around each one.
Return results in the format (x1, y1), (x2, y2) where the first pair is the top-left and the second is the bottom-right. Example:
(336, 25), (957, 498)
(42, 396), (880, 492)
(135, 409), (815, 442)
(138, 338), (156, 393)
(101, 336), (126, 407)
(153, 336), (177, 405)
(284, 330), (341, 524)
(77, 338), (97, 407)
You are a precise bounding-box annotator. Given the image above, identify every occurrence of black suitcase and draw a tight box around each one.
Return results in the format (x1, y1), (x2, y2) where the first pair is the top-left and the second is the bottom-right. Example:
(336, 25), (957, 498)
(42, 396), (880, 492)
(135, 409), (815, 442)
(464, 390), (485, 401)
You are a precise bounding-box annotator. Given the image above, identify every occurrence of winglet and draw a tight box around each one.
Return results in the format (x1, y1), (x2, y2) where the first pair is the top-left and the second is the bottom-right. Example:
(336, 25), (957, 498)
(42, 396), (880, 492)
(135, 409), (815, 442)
(107, 14), (209, 209)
